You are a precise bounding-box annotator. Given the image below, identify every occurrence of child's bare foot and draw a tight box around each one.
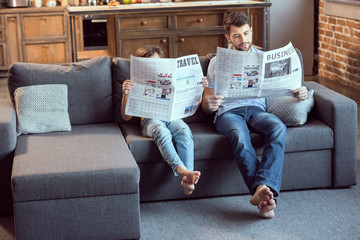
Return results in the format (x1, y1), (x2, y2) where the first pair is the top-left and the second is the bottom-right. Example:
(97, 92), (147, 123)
(250, 185), (273, 206)
(258, 199), (276, 219)
(176, 165), (201, 184)
(181, 176), (195, 195)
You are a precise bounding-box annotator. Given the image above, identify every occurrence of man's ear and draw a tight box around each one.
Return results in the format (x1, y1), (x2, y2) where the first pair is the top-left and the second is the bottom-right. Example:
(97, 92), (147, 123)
(225, 34), (231, 43)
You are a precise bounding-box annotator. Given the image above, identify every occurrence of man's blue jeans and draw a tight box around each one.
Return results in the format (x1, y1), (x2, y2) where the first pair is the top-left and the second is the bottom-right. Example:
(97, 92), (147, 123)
(141, 118), (194, 175)
(215, 106), (286, 196)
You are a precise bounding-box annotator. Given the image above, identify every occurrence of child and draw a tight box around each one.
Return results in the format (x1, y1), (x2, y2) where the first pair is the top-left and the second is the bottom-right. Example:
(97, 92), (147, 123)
(121, 45), (208, 195)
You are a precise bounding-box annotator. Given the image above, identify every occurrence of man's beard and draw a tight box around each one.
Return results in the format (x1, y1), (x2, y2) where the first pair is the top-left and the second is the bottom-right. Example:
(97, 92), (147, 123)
(232, 42), (252, 52)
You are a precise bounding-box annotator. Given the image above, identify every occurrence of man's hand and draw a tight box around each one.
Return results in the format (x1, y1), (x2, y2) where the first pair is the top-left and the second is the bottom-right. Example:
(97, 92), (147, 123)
(291, 86), (308, 101)
(206, 95), (224, 112)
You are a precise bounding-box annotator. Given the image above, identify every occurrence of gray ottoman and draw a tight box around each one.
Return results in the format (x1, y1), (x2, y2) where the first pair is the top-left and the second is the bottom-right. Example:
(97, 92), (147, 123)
(12, 123), (140, 240)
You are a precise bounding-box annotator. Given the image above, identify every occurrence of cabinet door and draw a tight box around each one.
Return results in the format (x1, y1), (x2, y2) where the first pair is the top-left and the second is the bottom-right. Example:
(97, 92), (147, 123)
(0, 28), (5, 42)
(23, 15), (66, 39)
(0, 42), (7, 70)
(0, 16), (4, 41)
(249, 8), (264, 49)
(177, 35), (225, 57)
(6, 15), (22, 65)
(118, 37), (169, 58)
(24, 42), (67, 63)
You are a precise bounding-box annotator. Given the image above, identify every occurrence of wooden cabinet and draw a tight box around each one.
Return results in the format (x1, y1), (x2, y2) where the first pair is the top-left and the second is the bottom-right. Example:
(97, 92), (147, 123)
(65, 1), (270, 61)
(0, 7), (71, 71)
(22, 12), (71, 64)
(249, 8), (264, 48)
(0, 43), (6, 70)
(109, 7), (266, 59)
(0, 15), (7, 70)
(5, 15), (23, 67)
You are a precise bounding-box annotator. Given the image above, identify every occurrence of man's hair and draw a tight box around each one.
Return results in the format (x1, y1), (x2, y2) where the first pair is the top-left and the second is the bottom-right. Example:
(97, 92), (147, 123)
(135, 45), (165, 58)
(223, 11), (251, 35)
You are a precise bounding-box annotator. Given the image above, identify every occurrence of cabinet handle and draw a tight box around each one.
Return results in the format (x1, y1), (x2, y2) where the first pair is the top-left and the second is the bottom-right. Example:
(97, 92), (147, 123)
(179, 38), (185, 43)
(42, 45), (49, 49)
(160, 39), (167, 44)
(9, 19), (15, 23)
(140, 21), (147, 26)
(40, 17), (47, 21)
(197, 18), (203, 23)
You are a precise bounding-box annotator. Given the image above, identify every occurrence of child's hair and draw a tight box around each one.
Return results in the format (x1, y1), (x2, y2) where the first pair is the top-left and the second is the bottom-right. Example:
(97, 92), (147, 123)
(135, 45), (165, 58)
(223, 11), (251, 35)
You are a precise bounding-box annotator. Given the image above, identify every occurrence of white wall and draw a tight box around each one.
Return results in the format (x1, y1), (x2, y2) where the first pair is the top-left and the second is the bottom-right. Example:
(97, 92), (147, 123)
(270, 0), (314, 76)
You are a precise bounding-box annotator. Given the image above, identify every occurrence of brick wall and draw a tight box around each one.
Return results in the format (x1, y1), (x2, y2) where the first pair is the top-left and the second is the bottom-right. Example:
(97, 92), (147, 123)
(318, 0), (360, 90)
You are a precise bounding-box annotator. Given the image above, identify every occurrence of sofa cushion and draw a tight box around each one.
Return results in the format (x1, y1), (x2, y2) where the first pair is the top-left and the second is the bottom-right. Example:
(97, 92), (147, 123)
(120, 117), (333, 163)
(111, 57), (136, 124)
(266, 89), (315, 126)
(8, 56), (113, 125)
(111, 56), (212, 124)
(14, 84), (71, 135)
(11, 123), (139, 202)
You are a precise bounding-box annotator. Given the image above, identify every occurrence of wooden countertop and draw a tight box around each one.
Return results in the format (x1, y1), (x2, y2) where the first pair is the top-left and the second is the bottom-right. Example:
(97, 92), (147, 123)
(65, 1), (271, 16)
(0, 6), (65, 14)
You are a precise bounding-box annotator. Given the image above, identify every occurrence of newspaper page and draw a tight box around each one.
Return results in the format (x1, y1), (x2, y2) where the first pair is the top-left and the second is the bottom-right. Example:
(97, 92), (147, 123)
(125, 54), (204, 122)
(215, 42), (302, 99)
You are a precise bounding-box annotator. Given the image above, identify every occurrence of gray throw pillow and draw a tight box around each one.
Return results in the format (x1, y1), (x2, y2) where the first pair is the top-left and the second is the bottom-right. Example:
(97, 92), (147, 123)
(266, 89), (315, 126)
(14, 84), (71, 135)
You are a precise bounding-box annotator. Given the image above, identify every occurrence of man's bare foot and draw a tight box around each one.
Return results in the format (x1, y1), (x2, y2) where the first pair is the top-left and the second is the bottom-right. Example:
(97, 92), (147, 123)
(176, 165), (201, 184)
(250, 185), (273, 206)
(181, 176), (195, 195)
(258, 199), (276, 219)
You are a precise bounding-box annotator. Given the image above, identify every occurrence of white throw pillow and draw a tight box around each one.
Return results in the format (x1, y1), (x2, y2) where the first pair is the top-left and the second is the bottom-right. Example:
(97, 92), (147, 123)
(266, 89), (315, 127)
(14, 84), (71, 135)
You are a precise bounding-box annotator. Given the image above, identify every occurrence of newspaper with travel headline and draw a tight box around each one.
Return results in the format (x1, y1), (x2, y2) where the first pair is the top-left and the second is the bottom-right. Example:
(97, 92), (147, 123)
(215, 42), (302, 99)
(125, 54), (205, 122)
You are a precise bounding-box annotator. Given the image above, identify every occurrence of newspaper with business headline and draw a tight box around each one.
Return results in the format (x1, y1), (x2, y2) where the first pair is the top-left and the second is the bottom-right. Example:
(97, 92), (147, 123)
(215, 42), (302, 99)
(125, 54), (204, 122)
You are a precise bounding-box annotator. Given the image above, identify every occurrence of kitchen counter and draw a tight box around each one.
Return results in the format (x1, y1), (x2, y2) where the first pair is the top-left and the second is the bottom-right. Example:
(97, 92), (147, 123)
(65, 1), (270, 15)
(0, 6), (65, 14)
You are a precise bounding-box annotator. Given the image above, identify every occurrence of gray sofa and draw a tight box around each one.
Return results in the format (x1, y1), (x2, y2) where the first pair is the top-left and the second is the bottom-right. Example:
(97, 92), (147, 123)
(0, 54), (357, 240)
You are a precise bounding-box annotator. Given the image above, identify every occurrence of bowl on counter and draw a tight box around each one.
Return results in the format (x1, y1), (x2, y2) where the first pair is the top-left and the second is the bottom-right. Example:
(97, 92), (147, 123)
(7, 0), (29, 7)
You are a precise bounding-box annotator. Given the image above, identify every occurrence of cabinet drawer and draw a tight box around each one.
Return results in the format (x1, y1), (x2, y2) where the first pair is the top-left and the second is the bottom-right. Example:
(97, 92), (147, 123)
(118, 16), (168, 30)
(23, 15), (65, 38)
(24, 42), (67, 63)
(176, 13), (222, 28)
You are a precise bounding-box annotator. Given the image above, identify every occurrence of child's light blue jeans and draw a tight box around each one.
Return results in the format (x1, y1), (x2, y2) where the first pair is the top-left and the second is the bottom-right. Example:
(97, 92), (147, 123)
(141, 118), (194, 175)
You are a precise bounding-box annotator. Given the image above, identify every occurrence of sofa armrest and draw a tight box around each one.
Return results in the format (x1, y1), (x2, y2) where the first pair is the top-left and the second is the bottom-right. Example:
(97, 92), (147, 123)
(0, 99), (17, 159)
(304, 81), (357, 187)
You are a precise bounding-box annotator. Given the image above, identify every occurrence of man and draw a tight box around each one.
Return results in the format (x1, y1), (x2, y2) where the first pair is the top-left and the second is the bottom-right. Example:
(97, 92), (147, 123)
(201, 11), (308, 219)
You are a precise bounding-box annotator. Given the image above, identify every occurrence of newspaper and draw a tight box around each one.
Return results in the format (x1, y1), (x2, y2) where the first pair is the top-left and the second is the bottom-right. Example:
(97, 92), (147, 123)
(215, 42), (302, 99)
(125, 54), (204, 122)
